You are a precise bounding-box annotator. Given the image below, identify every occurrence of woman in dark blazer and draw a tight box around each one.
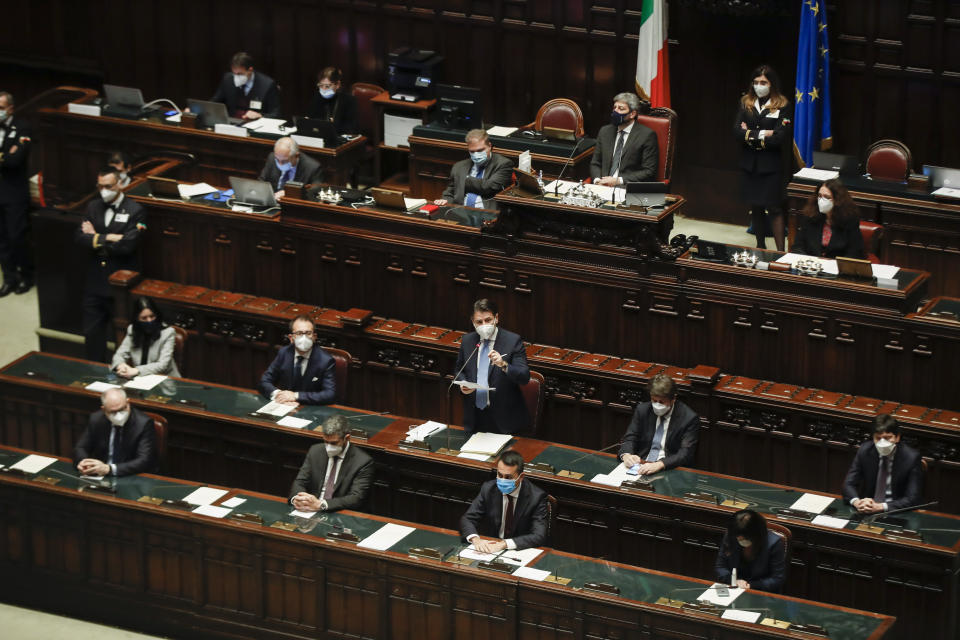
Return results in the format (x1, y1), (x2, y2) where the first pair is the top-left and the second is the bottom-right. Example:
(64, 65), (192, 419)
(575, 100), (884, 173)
(792, 178), (866, 259)
(734, 64), (794, 251)
(307, 66), (358, 135)
(714, 509), (786, 593)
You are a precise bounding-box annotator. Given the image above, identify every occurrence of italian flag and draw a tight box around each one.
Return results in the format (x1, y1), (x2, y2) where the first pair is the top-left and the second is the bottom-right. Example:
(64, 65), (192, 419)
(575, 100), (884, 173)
(635, 0), (671, 108)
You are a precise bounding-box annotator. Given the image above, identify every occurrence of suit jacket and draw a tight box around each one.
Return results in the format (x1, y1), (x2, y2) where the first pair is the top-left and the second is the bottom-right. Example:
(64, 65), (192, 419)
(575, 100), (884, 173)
(289, 442), (374, 512)
(258, 152), (322, 190)
(589, 121), (659, 183)
(842, 440), (924, 511)
(259, 343), (336, 405)
(734, 101), (794, 175)
(460, 478), (549, 550)
(111, 324), (181, 378)
(792, 214), (866, 259)
(73, 407), (157, 476)
(0, 116), (32, 202)
(74, 194), (146, 296)
(211, 71), (281, 118)
(307, 91), (358, 135)
(454, 328), (530, 435)
(441, 153), (514, 212)
(714, 530), (786, 593)
(618, 400), (700, 470)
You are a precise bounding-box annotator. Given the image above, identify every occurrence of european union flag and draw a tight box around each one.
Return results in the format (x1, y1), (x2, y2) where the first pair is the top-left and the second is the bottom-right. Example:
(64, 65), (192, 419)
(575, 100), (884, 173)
(794, 0), (831, 167)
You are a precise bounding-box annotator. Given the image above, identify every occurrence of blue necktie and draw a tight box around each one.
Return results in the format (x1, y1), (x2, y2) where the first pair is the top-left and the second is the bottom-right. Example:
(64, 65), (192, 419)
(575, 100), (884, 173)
(647, 416), (664, 462)
(108, 425), (118, 466)
(279, 167), (295, 189)
(476, 340), (490, 409)
(465, 165), (485, 208)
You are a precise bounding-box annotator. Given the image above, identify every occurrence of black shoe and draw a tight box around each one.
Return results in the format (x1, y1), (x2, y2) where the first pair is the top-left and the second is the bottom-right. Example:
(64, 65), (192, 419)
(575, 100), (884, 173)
(0, 281), (19, 297)
(14, 279), (32, 294)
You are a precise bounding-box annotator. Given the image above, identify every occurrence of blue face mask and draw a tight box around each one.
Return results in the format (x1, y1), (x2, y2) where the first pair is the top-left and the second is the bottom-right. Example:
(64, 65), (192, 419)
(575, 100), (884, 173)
(470, 150), (488, 165)
(496, 477), (517, 495)
(275, 158), (292, 173)
(319, 87), (336, 99)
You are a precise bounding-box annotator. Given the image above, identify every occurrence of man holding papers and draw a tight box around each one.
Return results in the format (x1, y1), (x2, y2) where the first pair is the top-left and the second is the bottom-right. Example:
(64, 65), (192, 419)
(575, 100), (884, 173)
(842, 414), (923, 514)
(259, 315), (336, 405)
(74, 388), (157, 477)
(289, 415), (373, 513)
(619, 373), (700, 475)
(460, 451), (548, 552)
(453, 298), (530, 435)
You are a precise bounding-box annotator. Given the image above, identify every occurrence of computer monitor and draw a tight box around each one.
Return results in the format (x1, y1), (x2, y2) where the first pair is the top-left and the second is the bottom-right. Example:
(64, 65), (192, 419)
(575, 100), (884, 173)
(923, 165), (960, 189)
(294, 117), (340, 145)
(434, 84), (483, 130)
(812, 151), (859, 176)
(103, 84), (144, 108)
(187, 99), (235, 128)
(228, 177), (277, 207)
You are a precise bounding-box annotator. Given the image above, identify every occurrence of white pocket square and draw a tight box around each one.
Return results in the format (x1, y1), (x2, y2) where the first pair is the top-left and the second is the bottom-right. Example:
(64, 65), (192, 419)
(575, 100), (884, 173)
(312, 377), (318, 382)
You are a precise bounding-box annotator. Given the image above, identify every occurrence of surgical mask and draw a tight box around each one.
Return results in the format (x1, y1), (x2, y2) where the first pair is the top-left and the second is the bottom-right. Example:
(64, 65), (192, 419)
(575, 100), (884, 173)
(319, 87), (335, 99)
(294, 335), (314, 352)
(100, 188), (118, 203)
(651, 401), (671, 416)
(107, 410), (129, 426)
(470, 150), (488, 165)
(610, 110), (628, 127)
(275, 157), (292, 173)
(754, 83), (770, 98)
(737, 537), (753, 548)
(325, 443), (343, 458)
(138, 319), (161, 335)
(0, 110), (9, 123)
(233, 73), (248, 87)
(496, 478), (517, 495)
(818, 197), (834, 213)
(875, 438), (896, 457)
(475, 323), (496, 341)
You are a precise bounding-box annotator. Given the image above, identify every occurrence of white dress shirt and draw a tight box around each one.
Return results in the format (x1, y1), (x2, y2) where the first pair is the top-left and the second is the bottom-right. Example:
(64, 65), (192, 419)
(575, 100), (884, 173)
(466, 480), (522, 550)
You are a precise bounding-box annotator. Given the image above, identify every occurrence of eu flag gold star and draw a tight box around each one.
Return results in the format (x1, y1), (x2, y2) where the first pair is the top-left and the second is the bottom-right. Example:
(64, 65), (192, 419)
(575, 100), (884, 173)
(808, 87), (820, 101)
(811, 2), (819, 16)
(796, 88), (804, 103)
(819, 44), (829, 57)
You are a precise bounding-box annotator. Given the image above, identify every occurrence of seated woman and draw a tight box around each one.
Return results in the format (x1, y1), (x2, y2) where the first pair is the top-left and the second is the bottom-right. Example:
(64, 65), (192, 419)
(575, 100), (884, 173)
(714, 509), (786, 593)
(307, 66), (358, 135)
(111, 296), (181, 379)
(793, 178), (865, 259)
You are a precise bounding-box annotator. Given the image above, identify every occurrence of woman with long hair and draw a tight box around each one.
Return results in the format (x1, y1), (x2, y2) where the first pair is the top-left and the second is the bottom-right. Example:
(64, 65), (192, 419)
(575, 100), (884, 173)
(111, 296), (181, 378)
(714, 509), (786, 593)
(793, 178), (866, 259)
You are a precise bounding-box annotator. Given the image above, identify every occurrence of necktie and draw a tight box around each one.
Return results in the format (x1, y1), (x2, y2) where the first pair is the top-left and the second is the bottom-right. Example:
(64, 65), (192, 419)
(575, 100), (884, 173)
(476, 340), (490, 409)
(108, 425), (119, 466)
(503, 494), (515, 538)
(465, 165), (485, 208)
(647, 415), (665, 462)
(293, 355), (304, 390)
(279, 167), (295, 189)
(611, 130), (626, 176)
(873, 457), (891, 503)
(323, 456), (341, 500)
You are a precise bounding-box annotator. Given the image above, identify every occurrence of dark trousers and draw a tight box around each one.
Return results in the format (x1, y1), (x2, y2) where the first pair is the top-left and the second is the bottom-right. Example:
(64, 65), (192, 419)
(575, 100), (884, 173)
(0, 197), (33, 283)
(83, 292), (113, 363)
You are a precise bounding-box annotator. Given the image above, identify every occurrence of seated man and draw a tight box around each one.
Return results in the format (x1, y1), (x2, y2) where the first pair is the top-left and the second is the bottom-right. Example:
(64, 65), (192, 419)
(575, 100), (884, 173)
(289, 415), (374, 513)
(590, 92), (658, 186)
(433, 129), (514, 212)
(843, 414), (923, 514)
(210, 51), (281, 121)
(619, 373), (699, 475)
(107, 151), (133, 188)
(259, 314), (336, 405)
(460, 450), (548, 552)
(74, 388), (157, 477)
(258, 137), (321, 199)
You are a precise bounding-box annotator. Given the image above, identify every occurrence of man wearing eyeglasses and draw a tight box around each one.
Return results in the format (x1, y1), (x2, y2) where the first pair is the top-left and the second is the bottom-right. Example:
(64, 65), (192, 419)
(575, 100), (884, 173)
(259, 315), (336, 405)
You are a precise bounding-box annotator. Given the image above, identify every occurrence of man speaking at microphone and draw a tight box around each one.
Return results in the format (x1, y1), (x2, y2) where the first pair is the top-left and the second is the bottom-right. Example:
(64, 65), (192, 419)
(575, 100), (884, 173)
(74, 388), (157, 477)
(453, 298), (530, 436)
(618, 373), (700, 475)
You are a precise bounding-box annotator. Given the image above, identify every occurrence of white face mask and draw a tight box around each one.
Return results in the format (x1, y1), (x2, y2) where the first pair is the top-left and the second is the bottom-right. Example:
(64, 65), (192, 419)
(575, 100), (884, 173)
(325, 443), (343, 457)
(475, 323), (496, 341)
(875, 438), (896, 457)
(651, 401), (672, 416)
(107, 409), (129, 426)
(818, 197), (834, 213)
(118, 172), (128, 183)
(100, 188), (118, 203)
(737, 537), (753, 548)
(294, 335), (314, 352)
(233, 73), (249, 87)
(0, 110), (9, 122)
(754, 83), (770, 98)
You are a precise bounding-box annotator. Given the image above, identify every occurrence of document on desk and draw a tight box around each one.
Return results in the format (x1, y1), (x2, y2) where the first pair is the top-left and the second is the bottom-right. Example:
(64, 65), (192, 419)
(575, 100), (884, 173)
(513, 566), (551, 581)
(404, 197), (428, 210)
(872, 263), (900, 279)
(486, 126), (519, 138)
(243, 117), (295, 136)
(192, 504), (232, 519)
(721, 609), (762, 623)
(458, 545), (500, 562)
(256, 401), (298, 417)
(178, 182), (219, 198)
(85, 381), (121, 393)
(453, 380), (495, 392)
(123, 374), (168, 391)
(291, 134), (324, 149)
(277, 416), (312, 429)
(460, 432), (512, 456)
(221, 497), (246, 508)
(10, 454), (58, 474)
(182, 487), (229, 506)
(790, 492), (835, 515)
(496, 547), (543, 567)
(357, 523), (416, 551)
(543, 179), (576, 194)
(812, 514), (850, 529)
(697, 584), (744, 606)
(213, 123), (249, 138)
(590, 473), (624, 488)
(794, 167), (840, 181)
(405, 420), (446, 442)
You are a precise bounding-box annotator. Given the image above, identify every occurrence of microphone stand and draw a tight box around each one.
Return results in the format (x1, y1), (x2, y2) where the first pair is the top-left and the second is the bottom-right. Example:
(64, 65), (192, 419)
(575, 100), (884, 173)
(439, 337), (484, 456)
(552, 138), (583, 197)
(556, 441), (622, 479)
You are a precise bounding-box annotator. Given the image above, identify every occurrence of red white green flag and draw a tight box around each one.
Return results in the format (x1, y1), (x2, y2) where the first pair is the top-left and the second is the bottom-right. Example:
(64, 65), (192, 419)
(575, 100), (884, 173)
(635, 0), (671, 108)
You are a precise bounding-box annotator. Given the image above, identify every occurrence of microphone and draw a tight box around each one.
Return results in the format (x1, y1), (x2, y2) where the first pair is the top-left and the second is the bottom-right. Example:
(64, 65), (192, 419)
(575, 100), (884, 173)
(863, 500), (938, 525)
(48, 468), (117, 493)
(447, 338), (483, 395)
(545, 560), (578, 585)
(553, 138), (583, 195)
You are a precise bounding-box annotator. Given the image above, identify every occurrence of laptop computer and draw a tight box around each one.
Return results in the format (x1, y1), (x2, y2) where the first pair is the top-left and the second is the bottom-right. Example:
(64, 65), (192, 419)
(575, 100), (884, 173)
(514, 169), (544, 196)
(229, 177), (277, 207)
(371, 187), (420, 212)
(187, 98), (243, 128)
(623, 191), (667, 208)
(542, 126), (576, 142)
(923, 165), (960, 189)
(103, 84), (146, 119)
(294, 117), (340, 145)
(813, 151), (859, 176)
(147, 176), (182, 199)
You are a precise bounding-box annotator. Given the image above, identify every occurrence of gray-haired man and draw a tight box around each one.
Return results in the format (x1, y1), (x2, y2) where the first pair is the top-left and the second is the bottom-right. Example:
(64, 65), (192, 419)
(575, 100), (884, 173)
(289, 415), (374, 512)
(590, 91), (659, 186)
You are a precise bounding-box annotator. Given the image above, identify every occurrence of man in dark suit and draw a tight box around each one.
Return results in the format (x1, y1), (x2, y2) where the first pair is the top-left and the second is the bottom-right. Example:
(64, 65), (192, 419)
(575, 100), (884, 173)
(260, 315), (336, 405)
(74, 167), (147, 362)
(0, 91), (34, 296)
(290, 415), (374, 513)
(590, 92), (658, 186)
(460, 450), (549, 552)
(434, 129), (514, 212)
(74, 388), (157, 477)
(843, 414), (924, 514)
(258, 137), (321, 199)
(453, 298), (530, 435)
(210, 51), (281, 121)
(619, 373), (700, 475)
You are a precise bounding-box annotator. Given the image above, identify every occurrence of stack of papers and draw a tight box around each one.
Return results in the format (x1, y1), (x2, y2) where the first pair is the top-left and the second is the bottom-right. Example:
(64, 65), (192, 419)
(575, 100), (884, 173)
(590, 462), (633, 487)
(357, 523), (416, 550)
(513, 566), (551, 581)
(697, 584), (745, 606)
(404, 197), (428, 210)
(496, 547), (543, 567)
(178, 183), (219, 198)
(458, 545), (500, 562)
(721, 609), (762, 623)
(789, 492), (835, 514)
(84, 381), (121, 393)
(182, 487), (228, 506)
(453, 380), (494, 392)
(459, 432), (512, 456)
(243, 117), (295, 136)
(192, 504), (232, 518)
(794, 167), (840, 181)
(405, 421), (446, 442)
(486, 125), (519, 137)
(277, 416), (312, 429)
(123, 374), (168, 390)
(10, 454), (57, 474)
(812, 514), (850, 529)
(256, 401), (297, 417)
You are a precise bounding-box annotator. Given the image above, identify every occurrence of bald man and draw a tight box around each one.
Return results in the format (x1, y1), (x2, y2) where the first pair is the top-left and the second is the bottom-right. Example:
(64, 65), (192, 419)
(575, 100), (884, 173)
(74, 388), (157, 477)
(258, 136), (322, 199)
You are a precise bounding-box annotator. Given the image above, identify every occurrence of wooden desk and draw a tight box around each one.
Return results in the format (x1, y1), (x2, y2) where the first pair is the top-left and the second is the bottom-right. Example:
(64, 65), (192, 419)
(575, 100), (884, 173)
(0, 352), (955, 638)
(0, 445), (895, 640)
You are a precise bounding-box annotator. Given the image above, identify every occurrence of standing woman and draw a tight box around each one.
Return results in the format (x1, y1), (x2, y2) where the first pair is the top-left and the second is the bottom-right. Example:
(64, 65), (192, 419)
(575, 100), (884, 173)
(793, 179), (865, 259)
(111, 296), (181, 379)
(307, 67), (358, 135)
(734, 65), (793, 251)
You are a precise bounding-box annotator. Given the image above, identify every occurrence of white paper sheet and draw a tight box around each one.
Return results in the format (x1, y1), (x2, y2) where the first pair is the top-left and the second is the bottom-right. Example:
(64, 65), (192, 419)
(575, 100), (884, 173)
(213, 123), (249, 137)
(289, 508), (317, 518)
(518, 150), (532, 173)
(277, 416), (312, 429)
(178, 182), (219, 198)
(497, 548), (543, 567)
(458, 546), (500, 562)
(590, 473), (624, 488)
(872, 263), (901, 279)
(932, 186), (960, 199)
(460, 432), (512, 455)
(721, 609), (762, 623)
(457, 452), (491, 461)
(383, 113), (420, 148)
(404, 197), (428, 210)
(192, 504), (232, 518)
(10, 454), (57, 474)
(487, 126), (519, 137)
(123, 374), (168, 390)
(257, 401), (297, 417)
(812, 514), (850, 529)
(513, 566), (550, 581)
(182, 487), (229, 506)
(243, 117), (294, 136)
(697, 584), (745, 606)
(790, 492), (835, 515)
(405, 420), (446, 442)
(221, 497), (246, 508)
(85, 381), (121, 393)
(453, 380), (495, 392)
(69, 103), (102, 117)
(357, 523), (416, 550)
(794, 167), (840, 181)
(291, 134), (325, 149)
